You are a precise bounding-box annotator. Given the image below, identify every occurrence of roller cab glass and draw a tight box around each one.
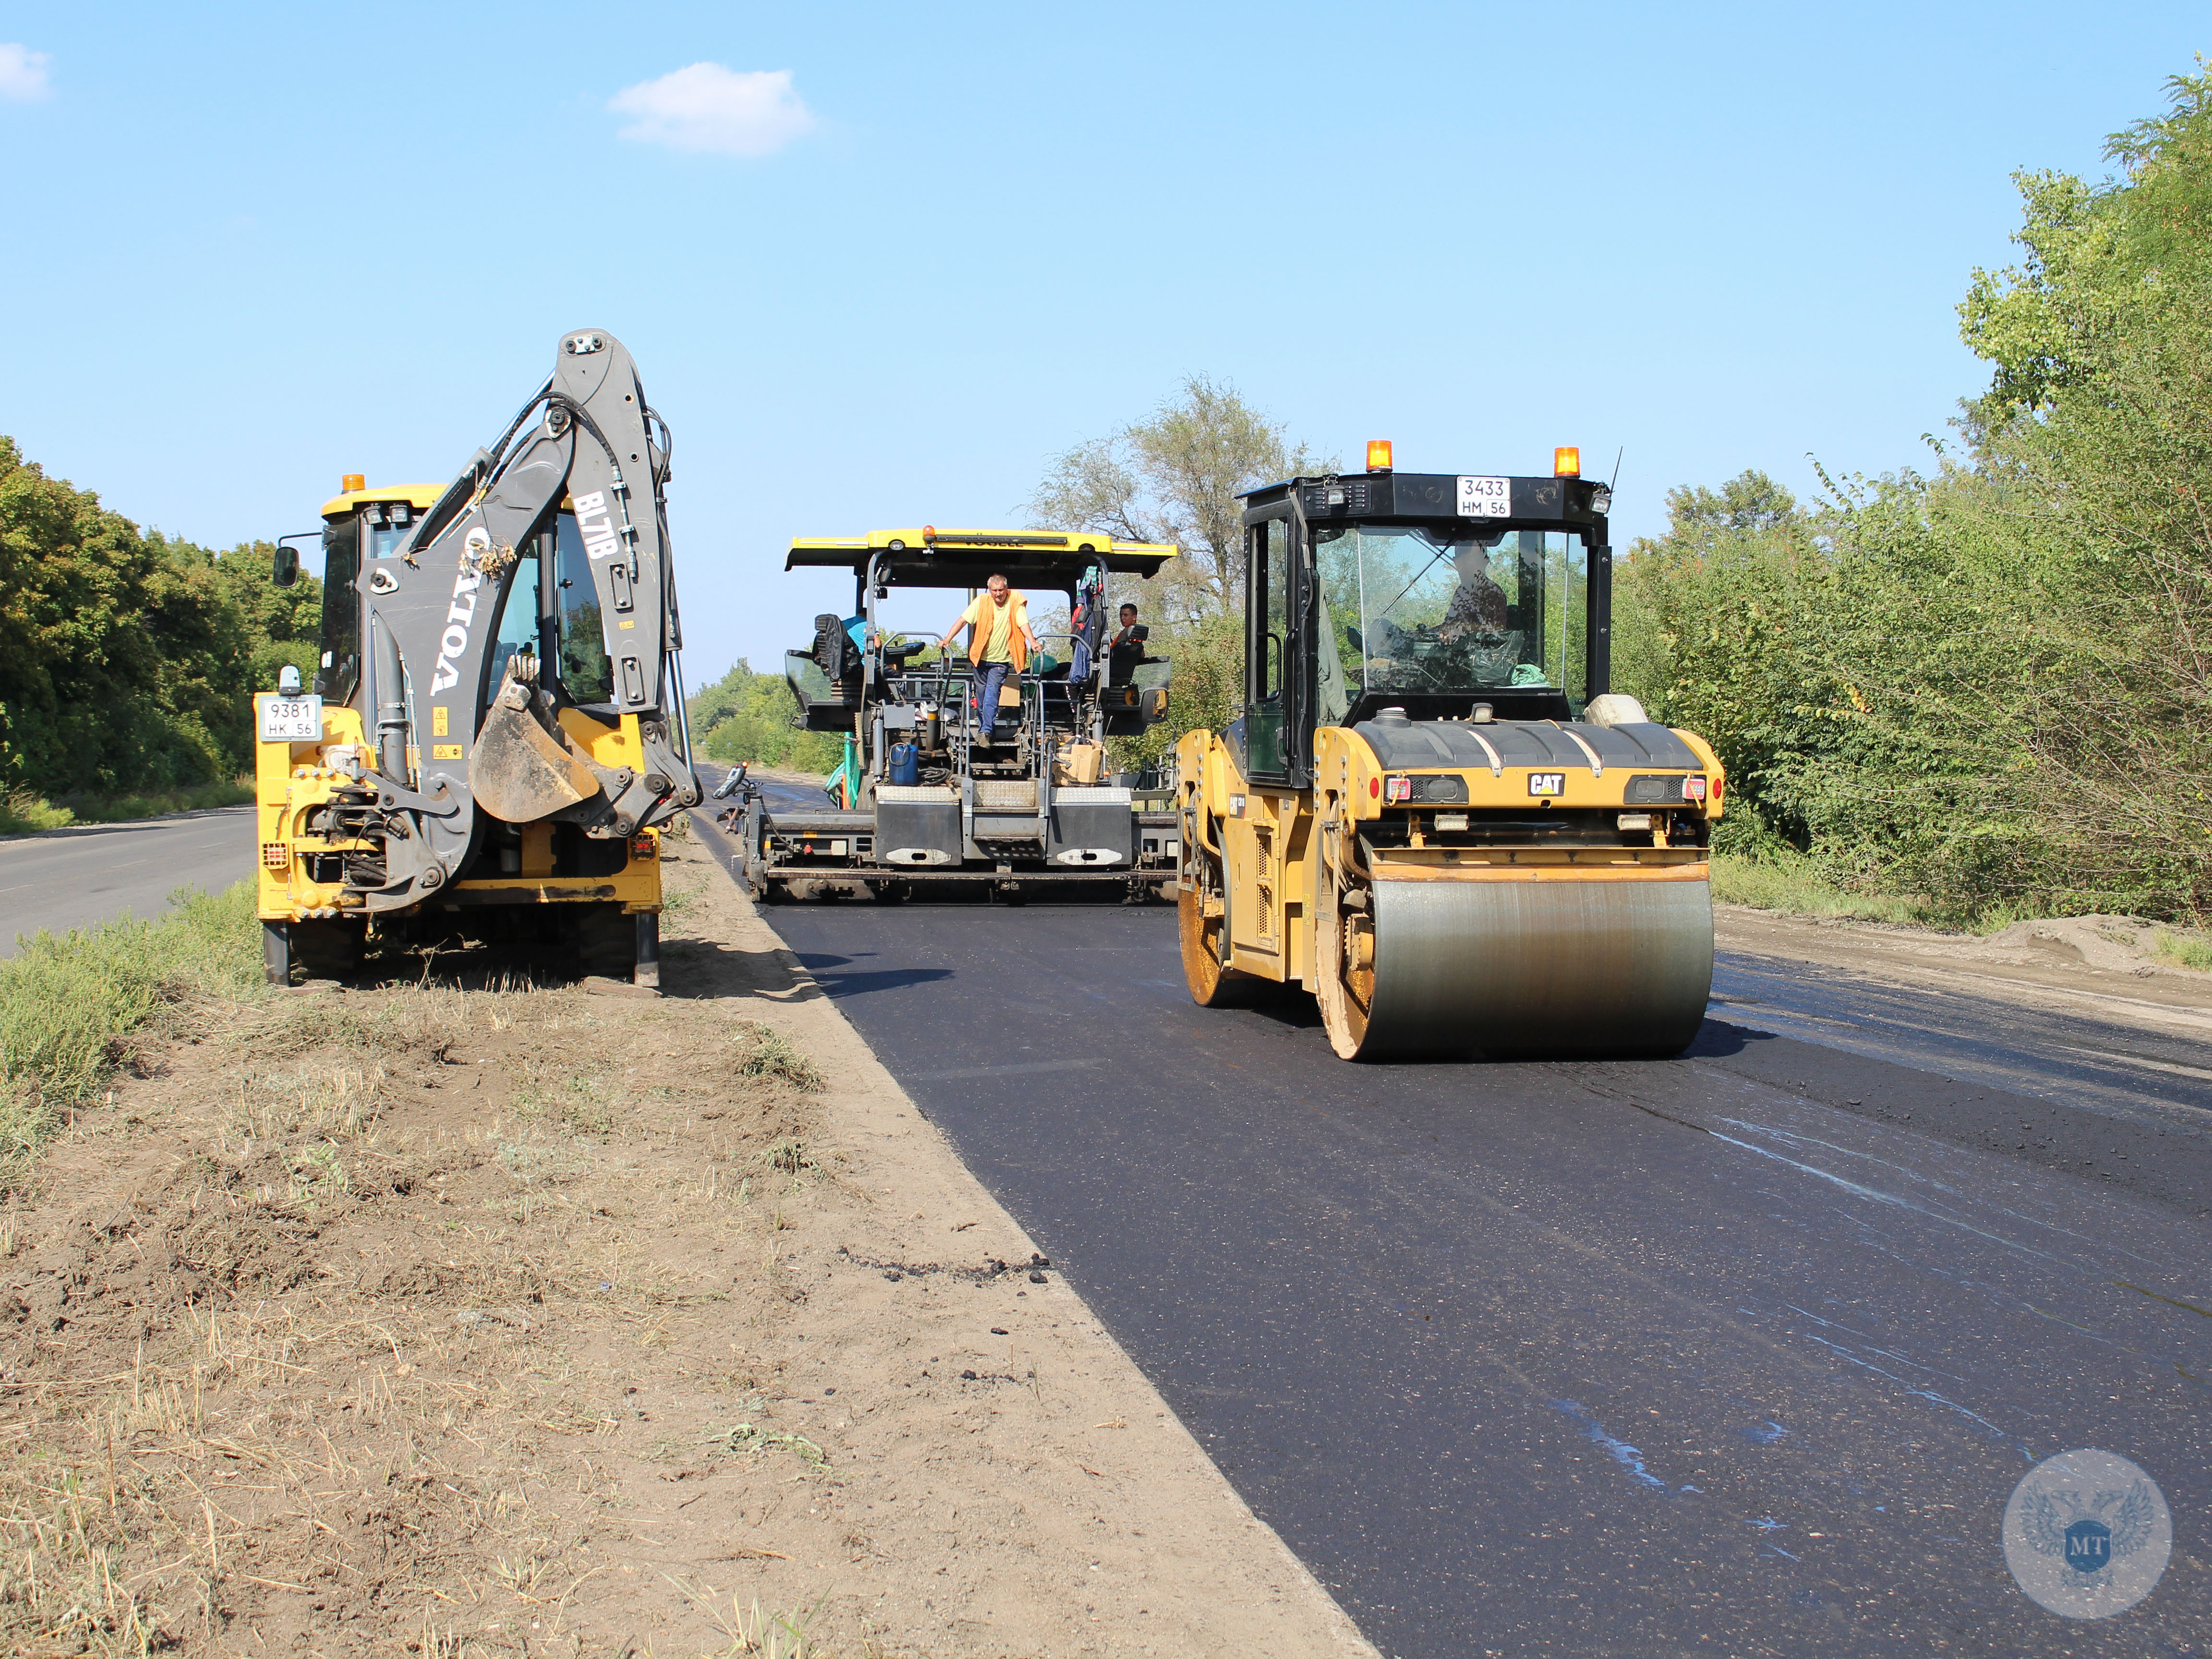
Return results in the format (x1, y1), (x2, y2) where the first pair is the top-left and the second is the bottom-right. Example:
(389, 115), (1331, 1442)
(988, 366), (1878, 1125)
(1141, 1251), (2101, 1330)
(1314, 524), (1587, 721)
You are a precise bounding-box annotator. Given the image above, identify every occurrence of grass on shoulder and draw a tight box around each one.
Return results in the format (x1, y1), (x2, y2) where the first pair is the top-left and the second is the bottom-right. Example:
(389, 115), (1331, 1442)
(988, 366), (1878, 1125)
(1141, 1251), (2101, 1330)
(2154, 929), (2212, 973)
(1707, 852), (1954, 927)
(0, 776), (254, 837)
(1709, 853), (2212, 959)
(0, 881), (264, 1185)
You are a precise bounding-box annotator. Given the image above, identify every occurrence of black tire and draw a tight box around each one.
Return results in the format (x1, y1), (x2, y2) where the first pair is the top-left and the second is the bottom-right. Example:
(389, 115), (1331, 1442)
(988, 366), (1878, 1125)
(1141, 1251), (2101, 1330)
(262, 921), (291, 986)
(1178, 838), (1264, 1007)
(290, 918), (364, 981)
(573, 903), (637, 979)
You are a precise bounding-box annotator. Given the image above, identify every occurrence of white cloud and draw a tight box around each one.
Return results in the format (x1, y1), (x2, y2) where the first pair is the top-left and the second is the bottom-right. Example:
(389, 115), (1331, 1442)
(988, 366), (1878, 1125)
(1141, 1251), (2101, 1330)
(608, 63), (814, 157)
(0, 43), (53, 102)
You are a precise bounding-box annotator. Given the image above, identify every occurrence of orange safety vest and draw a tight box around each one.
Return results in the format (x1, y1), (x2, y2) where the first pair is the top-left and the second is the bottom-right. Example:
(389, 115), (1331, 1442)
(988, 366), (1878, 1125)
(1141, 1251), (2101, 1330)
(960, 591), (1031, 671)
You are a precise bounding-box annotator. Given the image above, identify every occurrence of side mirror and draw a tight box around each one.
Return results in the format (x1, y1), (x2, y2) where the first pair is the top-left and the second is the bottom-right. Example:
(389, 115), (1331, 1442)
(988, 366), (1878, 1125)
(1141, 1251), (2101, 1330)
(273, 545), (300, 588)
(1141, 687), (1169, 724)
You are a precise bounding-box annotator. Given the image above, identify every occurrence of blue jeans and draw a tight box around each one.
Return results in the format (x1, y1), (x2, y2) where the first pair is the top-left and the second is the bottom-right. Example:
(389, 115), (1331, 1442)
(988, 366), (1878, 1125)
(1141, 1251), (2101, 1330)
(976, 660), (1016, 735)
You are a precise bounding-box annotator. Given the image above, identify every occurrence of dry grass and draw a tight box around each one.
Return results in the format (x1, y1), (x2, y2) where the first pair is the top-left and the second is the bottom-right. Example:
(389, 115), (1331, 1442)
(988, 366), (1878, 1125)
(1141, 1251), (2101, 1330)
(731, 1024), (826, 1093)
(0, 932), (830, 1655)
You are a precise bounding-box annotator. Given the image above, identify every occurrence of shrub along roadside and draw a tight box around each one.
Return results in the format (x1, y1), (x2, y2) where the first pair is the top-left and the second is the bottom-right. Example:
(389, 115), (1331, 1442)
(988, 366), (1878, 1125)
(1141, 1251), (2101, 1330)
(1611, 67), (2212, 929)
(0, 881), (264, 1185)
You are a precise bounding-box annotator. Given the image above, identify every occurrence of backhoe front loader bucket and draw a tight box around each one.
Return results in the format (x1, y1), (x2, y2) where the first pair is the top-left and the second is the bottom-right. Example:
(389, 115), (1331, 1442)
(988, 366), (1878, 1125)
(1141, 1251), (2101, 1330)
(471, 673), (601, 824)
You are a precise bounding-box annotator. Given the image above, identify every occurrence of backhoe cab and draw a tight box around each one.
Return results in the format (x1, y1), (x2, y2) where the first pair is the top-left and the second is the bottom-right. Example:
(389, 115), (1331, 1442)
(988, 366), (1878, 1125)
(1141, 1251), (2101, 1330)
(1176, 447), (1726, 1059)
(254, 329), (699, 986)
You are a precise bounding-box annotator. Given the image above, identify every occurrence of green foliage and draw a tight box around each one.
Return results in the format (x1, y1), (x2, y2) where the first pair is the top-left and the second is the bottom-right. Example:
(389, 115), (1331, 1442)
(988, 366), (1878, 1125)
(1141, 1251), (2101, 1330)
(687, 659), (843, 774)
(1029, 374), (1335, 621)
(2153, 928), (2212, 972)
(1960, 58), (2212, 426)
(1, 882), (263, 1185)
(1106, 609), (1243, 775)
(1, 778), (254, 837)
(1709, 852), (1970, 927)
(0, 437), (324, 803)
(1031, 378), (1334, 769)
(1613, 470), (1831, 850)
(1617, 61), (2212, 924)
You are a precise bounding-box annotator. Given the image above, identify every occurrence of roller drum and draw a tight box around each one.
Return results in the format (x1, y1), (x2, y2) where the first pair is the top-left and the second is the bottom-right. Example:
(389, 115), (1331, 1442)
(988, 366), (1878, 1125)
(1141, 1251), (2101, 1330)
(1361, 875), (1713, 1060)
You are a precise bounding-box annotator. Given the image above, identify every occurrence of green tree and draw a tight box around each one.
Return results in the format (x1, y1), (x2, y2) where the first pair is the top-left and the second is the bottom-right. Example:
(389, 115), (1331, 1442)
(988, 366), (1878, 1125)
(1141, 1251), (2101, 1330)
(1613, 470), (1830, 854)
(1028, 378), (1332, 769)
(1029, 374), (1334, 621)
(1960, 59), (2212, 425)
(1610, 61), (2212, 919)
(0, 437), (332, 803)
(686, 660), (842, 774)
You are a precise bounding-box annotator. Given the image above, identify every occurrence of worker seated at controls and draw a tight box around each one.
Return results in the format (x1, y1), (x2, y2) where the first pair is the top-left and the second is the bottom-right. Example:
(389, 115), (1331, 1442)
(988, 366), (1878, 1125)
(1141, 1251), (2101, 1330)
(933, 572), (1039, 746)
(1106, 603), (1149, 685)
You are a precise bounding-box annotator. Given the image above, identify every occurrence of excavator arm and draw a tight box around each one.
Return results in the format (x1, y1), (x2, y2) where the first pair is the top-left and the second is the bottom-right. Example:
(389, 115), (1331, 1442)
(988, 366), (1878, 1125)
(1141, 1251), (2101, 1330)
(350, 328), (699, 912)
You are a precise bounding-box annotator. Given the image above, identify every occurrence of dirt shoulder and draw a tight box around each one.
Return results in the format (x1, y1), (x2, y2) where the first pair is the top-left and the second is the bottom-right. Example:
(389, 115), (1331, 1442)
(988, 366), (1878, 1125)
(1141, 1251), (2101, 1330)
(0, 833), (1373, 1657)
(1713, 904), (2212, 1038)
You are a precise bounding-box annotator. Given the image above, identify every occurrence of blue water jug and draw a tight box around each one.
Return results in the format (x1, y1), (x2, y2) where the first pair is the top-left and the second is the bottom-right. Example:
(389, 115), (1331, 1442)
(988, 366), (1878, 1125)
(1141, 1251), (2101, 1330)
(888, 741), (919, 787)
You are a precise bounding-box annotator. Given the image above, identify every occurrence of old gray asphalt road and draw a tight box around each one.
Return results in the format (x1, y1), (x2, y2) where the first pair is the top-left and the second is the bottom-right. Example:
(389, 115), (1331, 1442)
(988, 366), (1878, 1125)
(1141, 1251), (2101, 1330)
(690, 810), (2209, 1658)
(0, 806), (254, 955)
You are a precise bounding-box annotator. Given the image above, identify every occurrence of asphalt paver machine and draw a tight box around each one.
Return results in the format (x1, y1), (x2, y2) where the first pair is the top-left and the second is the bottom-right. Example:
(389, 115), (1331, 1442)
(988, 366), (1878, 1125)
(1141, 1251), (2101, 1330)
(736, 528), (1180, 900)
(1176, 444), (1727, 1059)
(254, 328), (700, 986)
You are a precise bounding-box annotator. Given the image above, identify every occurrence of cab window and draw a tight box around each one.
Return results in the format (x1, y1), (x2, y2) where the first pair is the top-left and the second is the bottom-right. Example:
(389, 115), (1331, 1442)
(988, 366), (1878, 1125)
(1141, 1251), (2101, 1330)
(317, 515), (361, 702)
(554, 512), (614, 705)
(487, 548), (541, 689)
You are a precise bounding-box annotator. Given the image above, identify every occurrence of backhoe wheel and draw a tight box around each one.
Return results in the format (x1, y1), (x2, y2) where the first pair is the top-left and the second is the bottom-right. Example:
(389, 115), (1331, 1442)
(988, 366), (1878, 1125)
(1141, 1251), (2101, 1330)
(574, 903), (637, 980)
(290, 918), (365, 982)
(1178, 840), (1261, 1008)
(1315, 840), (1378, 1059)
(262, 922), (291, 987)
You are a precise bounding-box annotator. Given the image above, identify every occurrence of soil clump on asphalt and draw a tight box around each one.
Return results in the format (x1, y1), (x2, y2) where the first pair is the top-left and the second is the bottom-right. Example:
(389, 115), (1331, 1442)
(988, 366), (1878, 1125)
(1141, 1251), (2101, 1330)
(0, 833), (1370, 1658)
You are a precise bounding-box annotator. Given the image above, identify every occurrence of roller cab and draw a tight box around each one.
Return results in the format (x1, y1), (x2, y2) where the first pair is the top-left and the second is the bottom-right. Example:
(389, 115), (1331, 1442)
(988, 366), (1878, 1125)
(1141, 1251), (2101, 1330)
(1174, 451), (1726, 1060)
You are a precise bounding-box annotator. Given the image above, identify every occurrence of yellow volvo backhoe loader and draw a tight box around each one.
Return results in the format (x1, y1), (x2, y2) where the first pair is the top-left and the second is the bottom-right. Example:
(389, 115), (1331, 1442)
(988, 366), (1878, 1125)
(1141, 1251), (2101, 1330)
(254, 329), (699, 986)
(1175, 444), (1725, 1060)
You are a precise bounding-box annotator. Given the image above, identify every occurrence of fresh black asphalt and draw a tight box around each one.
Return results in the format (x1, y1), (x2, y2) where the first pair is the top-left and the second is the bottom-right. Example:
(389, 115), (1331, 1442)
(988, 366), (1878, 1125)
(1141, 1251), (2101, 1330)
(697, 801), (2210, 1658)
(24, 793), (2201, 1652)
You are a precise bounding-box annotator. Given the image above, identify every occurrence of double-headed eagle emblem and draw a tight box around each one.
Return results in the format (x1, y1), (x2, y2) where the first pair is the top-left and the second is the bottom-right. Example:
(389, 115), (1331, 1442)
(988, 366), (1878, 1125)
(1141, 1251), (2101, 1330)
(2018, 1479), (2159, 1582)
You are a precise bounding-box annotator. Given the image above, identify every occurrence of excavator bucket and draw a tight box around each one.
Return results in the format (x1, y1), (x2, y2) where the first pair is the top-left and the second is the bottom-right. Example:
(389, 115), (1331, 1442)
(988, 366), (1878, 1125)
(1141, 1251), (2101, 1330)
(471, 672), (601, 824)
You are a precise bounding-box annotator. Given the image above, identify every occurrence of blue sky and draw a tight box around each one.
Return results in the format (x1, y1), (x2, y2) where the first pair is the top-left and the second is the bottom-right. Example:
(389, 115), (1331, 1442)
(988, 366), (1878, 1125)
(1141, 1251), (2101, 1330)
(2, 3), (2205, 680)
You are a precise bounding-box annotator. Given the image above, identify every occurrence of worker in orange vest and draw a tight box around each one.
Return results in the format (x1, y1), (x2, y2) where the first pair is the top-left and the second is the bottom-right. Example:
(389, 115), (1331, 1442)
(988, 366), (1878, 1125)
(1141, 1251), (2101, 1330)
(935, 573), (1039, 746)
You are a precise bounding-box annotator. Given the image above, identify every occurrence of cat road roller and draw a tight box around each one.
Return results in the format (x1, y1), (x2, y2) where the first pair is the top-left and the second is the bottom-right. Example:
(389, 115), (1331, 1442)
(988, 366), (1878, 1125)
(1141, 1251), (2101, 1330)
(1175, 444), (1725, 1060)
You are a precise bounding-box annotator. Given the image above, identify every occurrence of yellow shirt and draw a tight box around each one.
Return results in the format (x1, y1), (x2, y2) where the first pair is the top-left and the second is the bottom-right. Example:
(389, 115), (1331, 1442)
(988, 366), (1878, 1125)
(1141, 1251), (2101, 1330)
(960, 592), (1029, 669)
